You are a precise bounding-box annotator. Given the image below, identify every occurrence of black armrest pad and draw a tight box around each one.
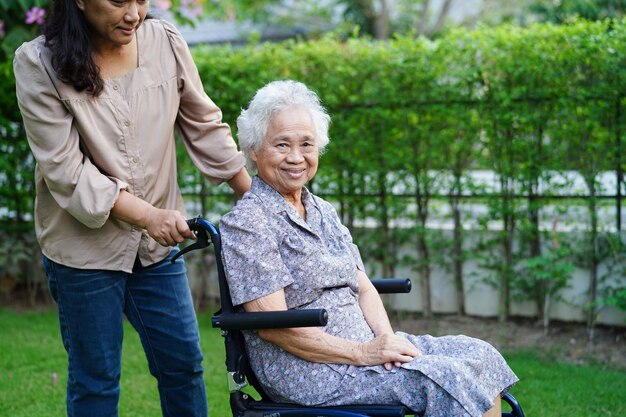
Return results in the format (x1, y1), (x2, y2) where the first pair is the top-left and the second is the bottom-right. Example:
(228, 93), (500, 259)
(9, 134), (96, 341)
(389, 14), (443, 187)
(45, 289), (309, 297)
(371, 278), (412, 294)
(212, 309), (328, 330)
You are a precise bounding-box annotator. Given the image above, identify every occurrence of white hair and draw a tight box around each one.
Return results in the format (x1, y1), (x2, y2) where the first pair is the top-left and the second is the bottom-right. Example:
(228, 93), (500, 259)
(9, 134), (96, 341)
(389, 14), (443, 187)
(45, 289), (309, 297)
(236, 80), (331, 173)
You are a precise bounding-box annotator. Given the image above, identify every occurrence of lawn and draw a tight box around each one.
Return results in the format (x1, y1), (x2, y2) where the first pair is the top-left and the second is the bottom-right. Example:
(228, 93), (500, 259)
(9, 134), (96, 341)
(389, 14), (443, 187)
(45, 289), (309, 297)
(1, 309), (625, 417)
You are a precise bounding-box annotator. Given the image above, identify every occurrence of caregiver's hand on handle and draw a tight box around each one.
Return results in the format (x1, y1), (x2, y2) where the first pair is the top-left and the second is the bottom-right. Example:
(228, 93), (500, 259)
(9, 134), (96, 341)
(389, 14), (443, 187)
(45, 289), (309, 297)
(144, 207), (195, 247)
(111, 189), (195, 247)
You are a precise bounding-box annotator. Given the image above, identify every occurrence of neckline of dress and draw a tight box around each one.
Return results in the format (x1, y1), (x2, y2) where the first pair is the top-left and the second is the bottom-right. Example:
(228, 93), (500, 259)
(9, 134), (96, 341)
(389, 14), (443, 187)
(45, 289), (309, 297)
(102, 24), (143, 83)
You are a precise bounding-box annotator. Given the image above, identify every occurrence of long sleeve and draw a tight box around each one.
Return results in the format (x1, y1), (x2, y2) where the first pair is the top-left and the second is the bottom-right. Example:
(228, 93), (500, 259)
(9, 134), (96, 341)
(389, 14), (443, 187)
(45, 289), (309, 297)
(162, 20), (245, 184)
(13, 40), (127, 229)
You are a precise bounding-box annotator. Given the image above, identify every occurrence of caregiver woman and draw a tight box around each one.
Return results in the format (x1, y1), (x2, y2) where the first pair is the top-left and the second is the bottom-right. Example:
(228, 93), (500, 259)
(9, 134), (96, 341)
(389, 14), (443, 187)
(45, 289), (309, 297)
(13, 1), (251, 416)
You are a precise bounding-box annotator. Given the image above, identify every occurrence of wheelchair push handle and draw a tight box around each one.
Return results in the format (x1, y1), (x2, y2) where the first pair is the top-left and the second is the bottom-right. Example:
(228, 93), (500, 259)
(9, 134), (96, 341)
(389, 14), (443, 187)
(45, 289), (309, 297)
(171, 217), (214, 263)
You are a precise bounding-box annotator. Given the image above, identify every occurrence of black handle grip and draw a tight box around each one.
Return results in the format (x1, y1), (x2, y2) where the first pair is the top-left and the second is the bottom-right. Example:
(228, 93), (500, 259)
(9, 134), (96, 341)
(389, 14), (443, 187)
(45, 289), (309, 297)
(171, 218), (211, 263)
(186, 218), (205, 232)
(371, 278), (412, 294)
(212, 309), (328, 330)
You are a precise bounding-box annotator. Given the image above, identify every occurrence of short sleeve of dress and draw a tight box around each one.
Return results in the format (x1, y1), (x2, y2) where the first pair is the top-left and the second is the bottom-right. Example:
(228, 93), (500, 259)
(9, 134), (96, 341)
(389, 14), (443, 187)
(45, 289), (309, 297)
(220, 200), (295, 306)
(317, 197), (366, 272)
(339, 222), (366, 272)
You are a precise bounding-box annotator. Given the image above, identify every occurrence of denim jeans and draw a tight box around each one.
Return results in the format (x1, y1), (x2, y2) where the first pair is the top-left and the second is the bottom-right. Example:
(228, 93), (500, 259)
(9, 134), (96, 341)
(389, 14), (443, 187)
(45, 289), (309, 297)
(43, 249), (207, 417)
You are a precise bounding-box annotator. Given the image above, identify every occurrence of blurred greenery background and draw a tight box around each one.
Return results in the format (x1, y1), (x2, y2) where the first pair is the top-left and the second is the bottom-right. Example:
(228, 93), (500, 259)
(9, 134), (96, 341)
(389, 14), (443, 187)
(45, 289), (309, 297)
(1, 1), (625, 416)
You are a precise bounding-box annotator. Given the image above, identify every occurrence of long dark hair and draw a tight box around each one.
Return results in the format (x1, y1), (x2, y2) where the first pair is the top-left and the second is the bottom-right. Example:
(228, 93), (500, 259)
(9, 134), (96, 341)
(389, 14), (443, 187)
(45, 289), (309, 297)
(42, 0), (104, 96)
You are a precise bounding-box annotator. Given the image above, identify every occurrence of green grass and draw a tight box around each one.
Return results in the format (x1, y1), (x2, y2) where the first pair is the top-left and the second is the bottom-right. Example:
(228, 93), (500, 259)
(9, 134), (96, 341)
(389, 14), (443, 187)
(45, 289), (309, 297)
(505, 350), (626, 417)
(1, 309), (625, 417)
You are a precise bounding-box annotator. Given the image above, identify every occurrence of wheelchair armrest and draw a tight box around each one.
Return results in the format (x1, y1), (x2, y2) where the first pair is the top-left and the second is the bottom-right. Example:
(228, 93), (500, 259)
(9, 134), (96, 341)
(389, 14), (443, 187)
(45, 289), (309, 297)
(371, 278), (412, 294)
(212, 309), (328, 330)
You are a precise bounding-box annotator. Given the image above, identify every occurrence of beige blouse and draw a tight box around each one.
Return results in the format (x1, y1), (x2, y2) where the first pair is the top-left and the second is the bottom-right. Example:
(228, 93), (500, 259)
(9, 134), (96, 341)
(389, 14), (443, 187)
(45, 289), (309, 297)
(13, 19), (245, 272)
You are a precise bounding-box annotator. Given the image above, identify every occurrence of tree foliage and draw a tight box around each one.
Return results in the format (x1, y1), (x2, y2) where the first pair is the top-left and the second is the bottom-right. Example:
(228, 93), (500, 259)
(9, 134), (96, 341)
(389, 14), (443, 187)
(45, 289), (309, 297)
(1, 18), (624, 326)
(189, 19), (626, 325)
(530, 0), (626, 23)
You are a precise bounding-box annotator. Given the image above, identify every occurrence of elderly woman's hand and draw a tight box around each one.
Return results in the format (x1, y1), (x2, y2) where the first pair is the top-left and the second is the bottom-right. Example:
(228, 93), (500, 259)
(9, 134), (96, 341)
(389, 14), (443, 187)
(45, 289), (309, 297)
(359, 333), (421, 370)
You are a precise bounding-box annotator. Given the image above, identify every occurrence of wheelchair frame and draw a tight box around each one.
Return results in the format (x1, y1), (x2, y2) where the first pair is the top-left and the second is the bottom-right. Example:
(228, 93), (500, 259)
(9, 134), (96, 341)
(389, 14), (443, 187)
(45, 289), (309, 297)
(178, 217), (525, 417)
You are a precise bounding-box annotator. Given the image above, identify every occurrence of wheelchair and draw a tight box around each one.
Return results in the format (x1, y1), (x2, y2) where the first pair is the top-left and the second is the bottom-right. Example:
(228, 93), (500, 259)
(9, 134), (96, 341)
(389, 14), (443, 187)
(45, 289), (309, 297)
(176, 217), (526, 417)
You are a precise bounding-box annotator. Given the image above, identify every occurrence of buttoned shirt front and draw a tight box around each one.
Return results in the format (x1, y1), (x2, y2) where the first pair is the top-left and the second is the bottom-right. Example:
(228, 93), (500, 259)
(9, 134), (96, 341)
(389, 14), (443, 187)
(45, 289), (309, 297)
(14, 19), (245, 272)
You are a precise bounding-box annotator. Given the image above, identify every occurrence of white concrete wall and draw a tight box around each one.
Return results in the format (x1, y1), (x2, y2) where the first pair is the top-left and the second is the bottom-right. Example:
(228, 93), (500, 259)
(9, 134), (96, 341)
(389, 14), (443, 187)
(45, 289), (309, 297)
(369, 231), (626, 327)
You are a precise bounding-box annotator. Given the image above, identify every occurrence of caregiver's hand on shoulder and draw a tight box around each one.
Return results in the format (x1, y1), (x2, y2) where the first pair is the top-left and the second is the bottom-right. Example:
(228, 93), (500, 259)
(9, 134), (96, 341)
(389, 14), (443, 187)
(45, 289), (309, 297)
(359, 333), (421, 370)
(145, 208), (195, 247)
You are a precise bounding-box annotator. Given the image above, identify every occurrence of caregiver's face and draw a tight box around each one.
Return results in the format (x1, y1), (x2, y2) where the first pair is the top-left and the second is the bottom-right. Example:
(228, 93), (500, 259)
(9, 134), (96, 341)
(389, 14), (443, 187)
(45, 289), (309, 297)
(252, 106), (319, 199)
(75, 0), (148, 50)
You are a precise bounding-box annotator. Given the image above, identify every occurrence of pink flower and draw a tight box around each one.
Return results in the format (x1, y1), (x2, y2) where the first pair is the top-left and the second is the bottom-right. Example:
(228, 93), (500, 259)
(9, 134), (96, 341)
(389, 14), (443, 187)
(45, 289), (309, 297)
(181, 0), (203, 18)
(0, 21), (5, 38)
(25, 7), (46, 25)
(153, 0), (172, 11)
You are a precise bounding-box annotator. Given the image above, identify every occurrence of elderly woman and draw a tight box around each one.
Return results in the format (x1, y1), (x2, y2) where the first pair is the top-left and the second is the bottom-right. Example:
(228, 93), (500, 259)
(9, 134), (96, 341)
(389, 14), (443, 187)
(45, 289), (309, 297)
(220, 80), (518, 417)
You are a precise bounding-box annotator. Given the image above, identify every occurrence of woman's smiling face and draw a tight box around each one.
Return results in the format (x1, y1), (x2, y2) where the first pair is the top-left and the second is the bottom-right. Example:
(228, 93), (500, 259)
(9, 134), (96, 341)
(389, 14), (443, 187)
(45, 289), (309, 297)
(75, 0), (148, 50)
(251, 106), (319, 201)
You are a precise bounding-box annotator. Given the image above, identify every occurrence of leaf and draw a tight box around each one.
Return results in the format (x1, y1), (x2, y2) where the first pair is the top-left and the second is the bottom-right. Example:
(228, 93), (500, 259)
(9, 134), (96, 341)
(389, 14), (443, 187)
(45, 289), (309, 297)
(17, 0), (32, 13)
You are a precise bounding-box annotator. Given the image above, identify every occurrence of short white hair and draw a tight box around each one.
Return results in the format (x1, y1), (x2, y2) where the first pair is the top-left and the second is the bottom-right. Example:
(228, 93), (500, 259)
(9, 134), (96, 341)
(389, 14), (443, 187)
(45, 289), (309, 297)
(236, 80), (331, 173)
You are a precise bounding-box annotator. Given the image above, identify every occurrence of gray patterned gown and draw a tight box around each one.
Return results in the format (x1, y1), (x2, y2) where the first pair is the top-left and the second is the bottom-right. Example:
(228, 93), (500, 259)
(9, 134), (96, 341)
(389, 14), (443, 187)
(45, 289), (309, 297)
(220, 176), (519, 417)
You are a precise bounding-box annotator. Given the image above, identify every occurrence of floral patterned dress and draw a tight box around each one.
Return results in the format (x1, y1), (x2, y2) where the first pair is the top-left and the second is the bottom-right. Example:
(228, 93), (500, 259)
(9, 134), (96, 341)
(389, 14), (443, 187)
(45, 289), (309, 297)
(220, 177), (519, 417)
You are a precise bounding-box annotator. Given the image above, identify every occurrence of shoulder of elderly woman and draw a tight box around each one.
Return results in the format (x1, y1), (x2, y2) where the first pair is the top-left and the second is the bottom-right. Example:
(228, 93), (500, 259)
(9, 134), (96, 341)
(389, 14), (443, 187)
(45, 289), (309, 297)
(221, 191), (266, 228)
(310, 193), (340, 216)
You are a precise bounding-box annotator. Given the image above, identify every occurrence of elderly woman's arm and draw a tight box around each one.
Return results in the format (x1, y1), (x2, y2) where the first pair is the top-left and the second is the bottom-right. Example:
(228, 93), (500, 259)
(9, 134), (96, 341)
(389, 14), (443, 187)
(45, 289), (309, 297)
(227, 167), (252, 197)
(244, 289), (420, 367)
(356, 270), (395, 337)
(355, 270), (422, 369)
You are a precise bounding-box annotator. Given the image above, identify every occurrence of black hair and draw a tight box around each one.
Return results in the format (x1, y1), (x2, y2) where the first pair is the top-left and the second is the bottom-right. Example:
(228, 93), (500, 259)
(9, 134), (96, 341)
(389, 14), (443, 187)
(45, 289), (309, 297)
(41, 0), (152, 97)
(42, 0), (104, 96)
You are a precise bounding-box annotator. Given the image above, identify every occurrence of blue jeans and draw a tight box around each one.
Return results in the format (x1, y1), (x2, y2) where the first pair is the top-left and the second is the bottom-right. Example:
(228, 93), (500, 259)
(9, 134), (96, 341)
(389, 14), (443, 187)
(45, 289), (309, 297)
(43, 250), (207, 417)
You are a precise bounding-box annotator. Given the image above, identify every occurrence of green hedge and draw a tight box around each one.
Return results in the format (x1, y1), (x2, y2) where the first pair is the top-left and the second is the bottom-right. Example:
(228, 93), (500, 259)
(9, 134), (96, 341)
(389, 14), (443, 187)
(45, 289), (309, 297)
(185, 19), (626, 324)
(1, 19), (625, 325)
